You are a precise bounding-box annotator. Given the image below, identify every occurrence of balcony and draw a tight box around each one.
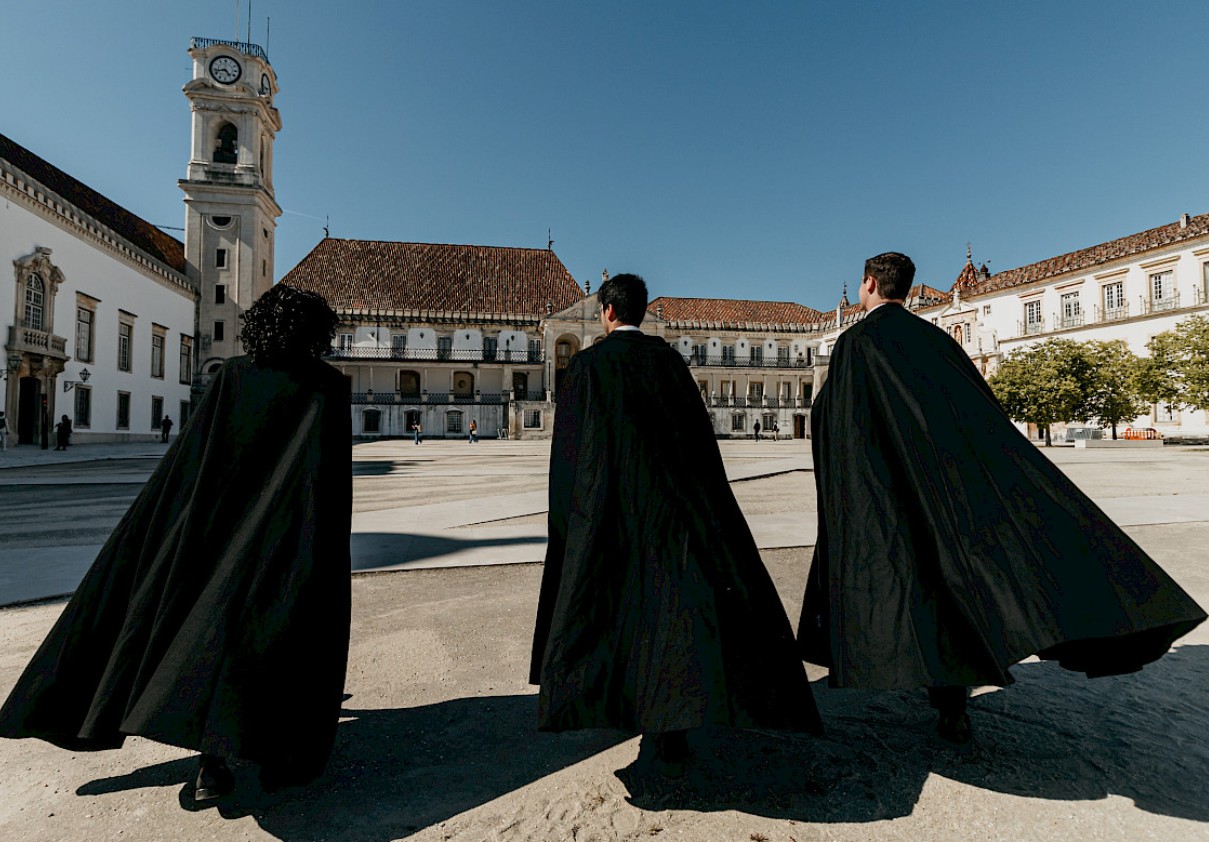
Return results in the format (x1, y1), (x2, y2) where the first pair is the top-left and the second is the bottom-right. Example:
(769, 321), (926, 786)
(353, 391), (509, 405)
(685, 353), (814, 369)
(705, 395), (812, 409)
(7, 323), (68, 360)
(1141, 291), (1180, 315)
(328, 347), (544, 364)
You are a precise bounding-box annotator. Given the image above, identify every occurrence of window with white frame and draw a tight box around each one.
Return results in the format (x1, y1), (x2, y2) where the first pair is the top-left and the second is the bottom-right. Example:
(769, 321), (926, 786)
(750, 346), (763, 364)
(721, 345), (736, 363)
(179, 336), (193, 384)
(1103, 281), (1125, 318)
(337, 333), (353, 351)
(151, 329), (166, 378)
(75, 302), (95, 363)
(1061, 292), (1082, 328)
(1023, 299), (1043, 334)
(118, 320), (133, 371)
(24, 273), (45, 330)
(749, 382), (764, 400)
(1150, 270), (1175, 310)
(74, 386), (92, 428)
(731, 412), (745, 432)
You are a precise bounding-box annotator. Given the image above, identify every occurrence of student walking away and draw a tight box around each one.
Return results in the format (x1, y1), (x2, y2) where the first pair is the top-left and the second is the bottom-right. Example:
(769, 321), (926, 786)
(531, 273), (820, 774)
(0, 284), (353, 803)
(468, 419), (477, 444)
(161, 415), (173, 443)
(753, 419), (761, 440)
(54, 415), (72, 450)
(798, 252), (1206, 748)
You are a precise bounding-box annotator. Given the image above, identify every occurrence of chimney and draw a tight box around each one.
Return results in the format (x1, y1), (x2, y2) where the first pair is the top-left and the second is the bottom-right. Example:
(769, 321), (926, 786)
(1180, 213), (1190, 229)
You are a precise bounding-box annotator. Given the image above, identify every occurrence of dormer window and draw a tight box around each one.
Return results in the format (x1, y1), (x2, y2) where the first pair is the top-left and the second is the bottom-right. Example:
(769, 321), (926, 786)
(214, 123), (238, 164)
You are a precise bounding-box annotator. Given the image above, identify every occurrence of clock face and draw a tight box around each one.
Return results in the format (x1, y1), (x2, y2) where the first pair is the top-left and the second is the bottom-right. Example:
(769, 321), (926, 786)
(209, 55), (242, 84)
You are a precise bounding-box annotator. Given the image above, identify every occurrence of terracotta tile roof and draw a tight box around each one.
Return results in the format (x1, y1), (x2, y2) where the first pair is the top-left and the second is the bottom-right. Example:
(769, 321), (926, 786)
(647, 296), (823, 326)
(0, 132), (185, 272)
(906, 283), (952, 308)
(971, 212), (1209, 295)
(281, 238), (585, 316)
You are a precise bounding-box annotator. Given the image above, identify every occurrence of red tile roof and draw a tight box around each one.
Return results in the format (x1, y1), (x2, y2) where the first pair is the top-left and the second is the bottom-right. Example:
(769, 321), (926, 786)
(0, 132), (185, 273)
(907, 283), (952, 308)
(648, 296), (823, 326)
(971, 212), (1209, 294)
(281, 238), (585, 317)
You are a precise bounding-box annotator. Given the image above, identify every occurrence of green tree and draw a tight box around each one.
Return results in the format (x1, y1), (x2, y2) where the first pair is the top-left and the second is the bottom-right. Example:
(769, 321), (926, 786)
(1079, 340), (1149, 439)
(1137, 315), (1209, 415)
(989, 338), (1091, 446)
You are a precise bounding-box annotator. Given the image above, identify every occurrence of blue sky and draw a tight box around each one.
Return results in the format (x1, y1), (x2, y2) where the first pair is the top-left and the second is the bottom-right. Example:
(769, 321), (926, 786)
(4, 1), (1207, 310)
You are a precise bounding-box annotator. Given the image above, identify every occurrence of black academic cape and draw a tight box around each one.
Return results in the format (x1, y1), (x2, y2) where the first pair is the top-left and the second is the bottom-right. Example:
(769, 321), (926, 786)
(531, 329), (821, 735)
(0, 356), (352, 785)
(798, 304), (1206, 690)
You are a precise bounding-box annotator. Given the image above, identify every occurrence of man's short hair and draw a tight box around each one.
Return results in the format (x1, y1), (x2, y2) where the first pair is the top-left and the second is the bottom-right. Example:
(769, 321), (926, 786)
(598, 273), (648, 326)
(864, 252), (915, 300)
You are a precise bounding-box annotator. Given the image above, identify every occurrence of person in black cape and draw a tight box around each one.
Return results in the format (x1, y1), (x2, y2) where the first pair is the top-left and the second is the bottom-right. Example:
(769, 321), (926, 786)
(798, 252), (1206, 745)
(0, 284), (352, 802)
(530, 273), (821, 770)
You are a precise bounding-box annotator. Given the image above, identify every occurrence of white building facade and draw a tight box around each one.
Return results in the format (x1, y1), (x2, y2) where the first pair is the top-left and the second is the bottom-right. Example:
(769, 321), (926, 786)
(1, 134), (197, 446)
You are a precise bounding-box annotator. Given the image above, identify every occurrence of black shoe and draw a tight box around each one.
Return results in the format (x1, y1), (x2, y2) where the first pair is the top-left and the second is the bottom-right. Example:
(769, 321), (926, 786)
(195, 755), (235, 802)
(936, 711), (974, 750)
(639, 730), (691, 778)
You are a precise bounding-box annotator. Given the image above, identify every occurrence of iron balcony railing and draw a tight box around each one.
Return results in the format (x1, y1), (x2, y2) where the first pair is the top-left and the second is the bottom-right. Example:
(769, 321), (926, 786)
(353, 392), (509, 405)
(328, 347), (544, 364)
(190, 37), (270, 63)
(1140, 292), (1180, 315)
(685, 354), (814, 369)
(704, 395), (812, 409)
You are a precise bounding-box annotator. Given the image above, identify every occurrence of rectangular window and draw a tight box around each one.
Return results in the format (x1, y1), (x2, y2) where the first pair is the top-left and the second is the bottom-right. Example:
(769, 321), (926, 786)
(216, 248), (227, 268)
(180, 400), (192, 428)
(524, 409), (542, 429)
(446, 411), (463, 433)
(1061, 292), (1082, 328)
(151, 396), (164, 429)
(75, 307), (94, 363)
(74, 386), (92, 428)
(983, 305), (992, 315)
(151, 332), (165, 378)
(215, 285), (226, 304)
(391, 334), (406, 358)
(116, 391), (131, 430)
(691, 344), (708, 364)
(1023, 300), (1043, 334)
(731, 413), (745, 432)
(437, 336), (453, 360)
(528, 339), (542, 362)
(1150, 270), (1175, 310)
(213, 321), (225, 342)
(118, 322), (132, 371)
(1104, 281), (1125, 319)
(750, 346), (763, 365)
(722, 345), (736, 363)
(179, 336), (193, 384)
(362, 409), (381, 434)
(749, 382), (764, 400)
(337, 333), (353, 351)
(777, 346), (790, 365)
(483, 336), (498, 361)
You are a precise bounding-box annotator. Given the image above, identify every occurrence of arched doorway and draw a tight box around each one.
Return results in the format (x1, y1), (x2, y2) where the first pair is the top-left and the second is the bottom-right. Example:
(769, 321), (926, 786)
(404, 409), (422, 434)
(554, 335), (580, 394)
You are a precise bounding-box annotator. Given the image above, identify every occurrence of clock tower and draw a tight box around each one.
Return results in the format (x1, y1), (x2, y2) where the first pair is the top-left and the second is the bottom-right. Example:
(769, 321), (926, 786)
(180, 37), (282, 387)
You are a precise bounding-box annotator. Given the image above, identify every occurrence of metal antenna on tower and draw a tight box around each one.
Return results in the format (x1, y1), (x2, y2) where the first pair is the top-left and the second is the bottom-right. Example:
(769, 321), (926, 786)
(324, 216), (330, 238)
(266, 17), (271, 51)
(247, 0), (253, 44)
(547, 228), (554, 250)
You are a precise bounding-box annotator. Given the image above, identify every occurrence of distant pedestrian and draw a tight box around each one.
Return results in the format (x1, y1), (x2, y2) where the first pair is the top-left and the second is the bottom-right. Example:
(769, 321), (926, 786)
(0, 410), (7, 451)
(54, 415), (72, 451)
(753, 419), (761, 440)
(772, 422), (779, 441)
(161, 415), (173, 443)
(412, 422), (422, 445)
(468, 419), (477, 444)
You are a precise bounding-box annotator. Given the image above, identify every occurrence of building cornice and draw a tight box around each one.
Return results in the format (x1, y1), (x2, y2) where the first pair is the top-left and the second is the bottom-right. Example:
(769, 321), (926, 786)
(1, 158), (195, 300)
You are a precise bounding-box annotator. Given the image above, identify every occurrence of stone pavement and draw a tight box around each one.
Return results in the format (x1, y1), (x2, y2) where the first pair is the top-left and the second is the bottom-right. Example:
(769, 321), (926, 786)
(2, 438), (1209, 606)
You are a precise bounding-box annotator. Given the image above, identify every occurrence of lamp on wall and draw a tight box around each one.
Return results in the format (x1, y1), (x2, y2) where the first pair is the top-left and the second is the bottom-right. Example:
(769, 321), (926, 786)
(365, 388), (374, 404)
(2, 354), (20, 380)
(62, 368), (91, 392)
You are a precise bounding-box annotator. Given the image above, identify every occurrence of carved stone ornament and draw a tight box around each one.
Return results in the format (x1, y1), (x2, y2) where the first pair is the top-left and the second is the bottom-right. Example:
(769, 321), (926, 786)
(14, 247), (66, 293)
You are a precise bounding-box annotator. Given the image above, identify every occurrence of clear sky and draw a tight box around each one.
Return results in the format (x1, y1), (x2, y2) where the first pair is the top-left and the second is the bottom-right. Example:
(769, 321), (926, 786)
(4, 1), (1207, 311)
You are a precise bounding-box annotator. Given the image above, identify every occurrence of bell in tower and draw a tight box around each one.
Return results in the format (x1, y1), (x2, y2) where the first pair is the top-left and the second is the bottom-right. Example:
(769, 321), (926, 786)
(180, 36), (282, 391)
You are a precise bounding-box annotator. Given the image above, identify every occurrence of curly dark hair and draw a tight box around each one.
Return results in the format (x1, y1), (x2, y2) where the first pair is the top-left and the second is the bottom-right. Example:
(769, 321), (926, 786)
(239, 284), (339, 363)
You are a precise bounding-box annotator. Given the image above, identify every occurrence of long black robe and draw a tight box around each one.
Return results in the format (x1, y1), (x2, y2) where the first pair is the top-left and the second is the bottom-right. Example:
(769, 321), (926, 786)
(798, 304), (1205, 690)
(0, 356), (352, 785)
(531, 329), (820, 735)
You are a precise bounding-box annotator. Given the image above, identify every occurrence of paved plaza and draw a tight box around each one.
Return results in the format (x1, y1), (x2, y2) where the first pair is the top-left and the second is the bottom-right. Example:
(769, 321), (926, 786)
(1, 438), (1208, 840)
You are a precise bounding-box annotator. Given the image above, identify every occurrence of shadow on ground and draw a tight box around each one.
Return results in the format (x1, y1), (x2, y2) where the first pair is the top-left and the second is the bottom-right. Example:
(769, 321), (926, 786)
(79, 693), (624, 841)
(76, 645), (1209, 839)
(618, 643), (1209, 824)
(350, 532), (544, 571)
